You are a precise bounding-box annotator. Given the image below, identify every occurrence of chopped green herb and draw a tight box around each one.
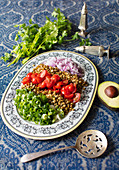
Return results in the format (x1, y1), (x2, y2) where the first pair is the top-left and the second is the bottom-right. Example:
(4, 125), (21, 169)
(79, 38), (92, 46)
(65, 32), (92, 46)
(14, 89), (64, 125)
(1, 53), (12, 62)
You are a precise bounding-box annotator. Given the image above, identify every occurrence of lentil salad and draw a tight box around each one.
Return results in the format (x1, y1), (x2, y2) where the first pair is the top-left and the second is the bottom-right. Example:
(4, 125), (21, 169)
(14, 59), (88, 125)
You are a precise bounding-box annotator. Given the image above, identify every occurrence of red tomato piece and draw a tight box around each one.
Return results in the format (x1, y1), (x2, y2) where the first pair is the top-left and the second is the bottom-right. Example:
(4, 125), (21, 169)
(73, 93), (81, 103)
(45, 75), (52, 79)
(26, 72), (33, 79)
(68, 83), (77, 93)
(61, 86), (70, 96)
(55, 89), (60, 94)
(63, 85), (71, 95)
(51, 74), (60, 84)
(38, 81), (46, 88)
(45, 76), (54, 88)
(39, 70), (50, 78)
(36, 77), (43, 83)
(32, 77), (38, 84)
(36, 74), (41, 78)
(72, 83), (77, 93)
(68, 98), (73, 102)
(53, 86), (56, 90)
(45, 76), (50, 82)
(61, 86), (65, 95)
(64, 93), (74, 99)
(22, 77), (30, 84)
(68, 83), (74, 92)
(54, 81), (63, 89)
(31, 73), (38, 79)
(47, 72), (52, 77)
(34, 73), (38, 76)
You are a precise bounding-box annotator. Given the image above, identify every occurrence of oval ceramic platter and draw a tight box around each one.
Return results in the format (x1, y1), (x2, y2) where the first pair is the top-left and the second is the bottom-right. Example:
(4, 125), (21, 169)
(1, 50), (98, 140)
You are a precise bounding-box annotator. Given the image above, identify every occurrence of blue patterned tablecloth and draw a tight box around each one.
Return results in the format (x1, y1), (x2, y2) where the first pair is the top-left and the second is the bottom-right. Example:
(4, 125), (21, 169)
(0, 0), (119, 169)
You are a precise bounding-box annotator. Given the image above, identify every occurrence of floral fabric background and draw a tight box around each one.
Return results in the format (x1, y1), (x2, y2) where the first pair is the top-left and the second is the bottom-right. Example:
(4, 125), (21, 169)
(0, 0), (119, 169)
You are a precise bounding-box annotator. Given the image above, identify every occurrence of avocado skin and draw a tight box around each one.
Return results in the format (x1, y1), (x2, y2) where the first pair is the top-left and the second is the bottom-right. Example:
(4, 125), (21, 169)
(97, 81), (119, 111)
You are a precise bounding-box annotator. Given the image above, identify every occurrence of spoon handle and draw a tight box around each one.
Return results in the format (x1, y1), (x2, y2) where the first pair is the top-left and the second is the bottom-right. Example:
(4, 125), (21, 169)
(21, 145), (76, 163)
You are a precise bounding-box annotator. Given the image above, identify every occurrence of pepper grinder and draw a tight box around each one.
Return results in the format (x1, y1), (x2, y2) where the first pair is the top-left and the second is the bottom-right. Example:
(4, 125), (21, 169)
(78, 2), (88, 37)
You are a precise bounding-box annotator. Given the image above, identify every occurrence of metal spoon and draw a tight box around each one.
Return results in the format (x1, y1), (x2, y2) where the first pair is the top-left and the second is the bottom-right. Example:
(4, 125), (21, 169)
(21, 130), (108, 163)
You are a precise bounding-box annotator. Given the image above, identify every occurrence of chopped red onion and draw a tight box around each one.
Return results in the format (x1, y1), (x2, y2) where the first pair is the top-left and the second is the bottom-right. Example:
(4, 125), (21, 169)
(44, 57), (84, 77)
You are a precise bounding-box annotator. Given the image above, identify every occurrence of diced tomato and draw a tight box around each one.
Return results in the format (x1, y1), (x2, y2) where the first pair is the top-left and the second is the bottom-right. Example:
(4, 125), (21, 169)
(54, 81), (63, 89)
(31, 73), (38, 79)
(68, 98), (73, 102)
(51, 74), (60, 84)
(64, 93), (74, 99)
(36, 77), (43, 83)
(46, 81), (54, 89)
(47, 72), (52, 77)
(36, 74), (41, 78)
(61, 83), (77, 99)
(63, 85), (71, 95)
(38, 81), (46, 88)
(68, 83), (74, 92)
(39, 70), (50, 78)
(45, 75), (52, 79)
(72, 83), (77, 93)
(61, 86), (65, 95)
(45, 76), (50, 82)
(39, 70), (47, 78)
(68, 83), (77, 93)
(32, 77), (38, 84)
(22, 77), (30, 84)
(55, 89), (60, 93)
(61, 86), (70, 96)
(34, 73), (38, 76)
(26, 72), (33, 79)
(45, 76), (55, 88)
(73, 93), (81, 103)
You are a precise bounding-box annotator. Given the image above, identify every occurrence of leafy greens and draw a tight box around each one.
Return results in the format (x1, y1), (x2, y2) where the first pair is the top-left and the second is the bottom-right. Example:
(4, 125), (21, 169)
(1, 8), (91, 66)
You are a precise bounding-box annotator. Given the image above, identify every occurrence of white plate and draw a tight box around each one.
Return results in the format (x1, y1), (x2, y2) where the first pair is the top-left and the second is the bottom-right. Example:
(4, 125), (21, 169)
(1, 50), (98, 140)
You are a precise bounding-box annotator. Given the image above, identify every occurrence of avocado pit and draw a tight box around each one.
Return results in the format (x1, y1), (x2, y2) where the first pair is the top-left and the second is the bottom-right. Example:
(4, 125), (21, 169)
(104, 86), (118, 98)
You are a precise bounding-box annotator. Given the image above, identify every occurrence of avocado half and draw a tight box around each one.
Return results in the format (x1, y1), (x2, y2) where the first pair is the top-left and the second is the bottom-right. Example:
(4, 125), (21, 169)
(98, 81), (119, 110)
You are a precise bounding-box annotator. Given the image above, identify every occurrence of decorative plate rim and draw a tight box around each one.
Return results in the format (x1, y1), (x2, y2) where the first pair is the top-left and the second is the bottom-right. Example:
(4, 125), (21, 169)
(1, 50), (99, 140)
